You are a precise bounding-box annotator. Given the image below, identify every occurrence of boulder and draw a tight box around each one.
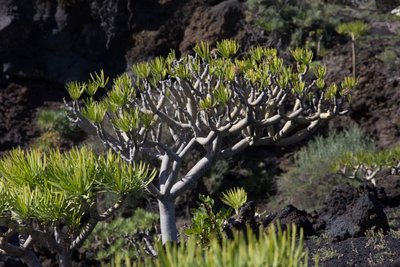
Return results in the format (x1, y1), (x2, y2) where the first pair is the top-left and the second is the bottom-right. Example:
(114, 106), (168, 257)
(375, 173), (400, 207)
(314, 184), (389, 241)
(262, 205), (316, 237)
(179, 0), (244, 53)
(224, 201), (258, 238)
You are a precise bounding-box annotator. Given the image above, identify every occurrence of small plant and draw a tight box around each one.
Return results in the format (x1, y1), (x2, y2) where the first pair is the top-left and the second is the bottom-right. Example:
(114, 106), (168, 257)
(220, 187), (248, 215)
(313, 246), (343, 262)
(336, 20), (369, 77)
(32, 131), (62, 152)
(185, 194), (230, 246)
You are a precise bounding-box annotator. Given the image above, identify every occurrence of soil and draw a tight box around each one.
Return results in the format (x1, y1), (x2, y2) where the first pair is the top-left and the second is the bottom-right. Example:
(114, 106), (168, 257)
(0, 0), (400, 266)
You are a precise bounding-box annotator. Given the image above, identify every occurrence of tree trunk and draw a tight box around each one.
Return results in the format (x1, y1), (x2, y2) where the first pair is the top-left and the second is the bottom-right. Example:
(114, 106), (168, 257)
(158, 196), (178, 243)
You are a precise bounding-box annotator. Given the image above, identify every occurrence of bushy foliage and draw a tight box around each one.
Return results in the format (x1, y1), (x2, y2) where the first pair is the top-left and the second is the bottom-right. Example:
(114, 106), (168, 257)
(275, 127), (373, 210)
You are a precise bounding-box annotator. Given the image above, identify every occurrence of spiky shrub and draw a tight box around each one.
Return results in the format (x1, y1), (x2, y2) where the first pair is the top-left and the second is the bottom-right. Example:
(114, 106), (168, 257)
(66, 40), (352, 243)
(110, 224), (310, 267)
(220, 187), (248, 215)
(0, 147), (155, 267)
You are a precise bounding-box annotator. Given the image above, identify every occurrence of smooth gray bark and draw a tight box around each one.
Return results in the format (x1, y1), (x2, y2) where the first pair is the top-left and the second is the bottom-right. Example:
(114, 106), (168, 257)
(158, 196), (178, 243)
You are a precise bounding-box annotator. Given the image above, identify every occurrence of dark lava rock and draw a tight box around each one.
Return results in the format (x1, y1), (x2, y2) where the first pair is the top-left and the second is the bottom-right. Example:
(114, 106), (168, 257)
(0, 0), (133, 85)
(224, 201), (258, 238)
(314, 184), (389, 240)
(375, 173), (400, 207)
(179, 0), (244, 53)
(376, 0), (400, 12)
(262, 205), (316, 237)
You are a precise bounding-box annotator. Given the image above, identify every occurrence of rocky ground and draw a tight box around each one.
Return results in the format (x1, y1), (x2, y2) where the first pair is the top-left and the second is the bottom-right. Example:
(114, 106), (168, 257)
(1, 0), (400, 266)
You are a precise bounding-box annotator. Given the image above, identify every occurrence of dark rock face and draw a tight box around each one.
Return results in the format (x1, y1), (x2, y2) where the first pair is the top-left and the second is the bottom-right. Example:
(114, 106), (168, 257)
(314, 184), (389, 240)
(0, 84), (36, 151)
(0, 0), (245, 86)
(225, 201), (258, 237)
(375, 173), (400, 207)
(375, 0), (400, 12)
(0, 0), (132, 86)
(262, 205), (316, 237)
(179, 0), (244, 53)
(326, 40), (400, 148)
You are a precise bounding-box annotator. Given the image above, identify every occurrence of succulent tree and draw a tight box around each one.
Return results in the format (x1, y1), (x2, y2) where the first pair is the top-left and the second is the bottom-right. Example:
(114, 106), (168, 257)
(0, 147), (155, 267)
(66, 40), (354, 243)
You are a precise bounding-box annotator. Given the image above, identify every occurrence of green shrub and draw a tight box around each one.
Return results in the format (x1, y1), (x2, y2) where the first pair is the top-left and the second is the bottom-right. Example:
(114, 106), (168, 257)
(185, 194), (231, 246)
(275, 127), (373, 211)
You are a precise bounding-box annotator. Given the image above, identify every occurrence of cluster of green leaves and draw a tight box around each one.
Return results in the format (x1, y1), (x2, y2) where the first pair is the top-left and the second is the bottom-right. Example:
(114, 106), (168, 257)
(0, 147), (156, 230)
(111, 224), (310, 267)
(220, 187), (248, 215)
(275, 127), (373, 211)
(185, 194), (231, 246)
(84, 208), (159, 262)
(336, 20), (369, 40)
